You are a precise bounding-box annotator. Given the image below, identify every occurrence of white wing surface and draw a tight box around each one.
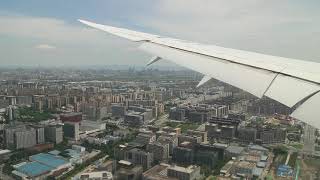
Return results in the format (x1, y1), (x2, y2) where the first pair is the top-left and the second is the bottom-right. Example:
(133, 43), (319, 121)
(78, 19), (320, 129)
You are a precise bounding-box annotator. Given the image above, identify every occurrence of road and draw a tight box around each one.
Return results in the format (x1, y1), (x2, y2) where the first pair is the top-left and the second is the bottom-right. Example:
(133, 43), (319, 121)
(153, 114), (169, 126)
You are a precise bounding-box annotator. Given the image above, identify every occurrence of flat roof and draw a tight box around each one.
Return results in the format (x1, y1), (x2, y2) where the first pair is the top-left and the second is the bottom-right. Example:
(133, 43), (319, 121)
(253, 168), (263, 176)
(30, 153), (68, 168)
(48, 150), (61, 155)
(0, 149), (11, 155)
(119, 160), (132, 166)
(16, 162), (53, 177)
(168, 165), (199, 173)
(226, 145), (245, 154)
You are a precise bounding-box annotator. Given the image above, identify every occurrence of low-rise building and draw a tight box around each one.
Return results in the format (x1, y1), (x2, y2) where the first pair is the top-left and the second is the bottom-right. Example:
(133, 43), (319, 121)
(12, 153), (71, 179)
(143, 164), (178, 180)
(115, 160), (143, 180)
(76, 171), (113, 180)
(167, 165), (201, 180)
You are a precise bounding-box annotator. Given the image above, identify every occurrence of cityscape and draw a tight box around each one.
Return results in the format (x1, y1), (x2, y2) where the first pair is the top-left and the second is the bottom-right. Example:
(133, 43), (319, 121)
(1, 1), (320, 180)
(0, 67), (319, 180)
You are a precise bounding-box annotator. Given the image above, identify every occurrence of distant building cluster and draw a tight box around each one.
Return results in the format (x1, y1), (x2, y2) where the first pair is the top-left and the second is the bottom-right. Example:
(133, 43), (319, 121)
(0, 81), (170, 122)
(169, 104), (229, 122)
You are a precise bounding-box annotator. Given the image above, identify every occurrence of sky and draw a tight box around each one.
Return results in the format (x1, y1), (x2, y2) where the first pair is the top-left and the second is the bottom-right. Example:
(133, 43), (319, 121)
(0, 0), (319, 67)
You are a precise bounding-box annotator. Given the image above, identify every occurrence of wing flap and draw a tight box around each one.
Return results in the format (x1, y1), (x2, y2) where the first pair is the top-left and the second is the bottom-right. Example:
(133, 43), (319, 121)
(291, 92), (320, 129)
(264, 74), (320, 107)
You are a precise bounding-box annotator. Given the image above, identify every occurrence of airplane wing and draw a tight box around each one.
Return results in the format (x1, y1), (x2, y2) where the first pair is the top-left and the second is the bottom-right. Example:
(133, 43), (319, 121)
(78, 19), (320, 129)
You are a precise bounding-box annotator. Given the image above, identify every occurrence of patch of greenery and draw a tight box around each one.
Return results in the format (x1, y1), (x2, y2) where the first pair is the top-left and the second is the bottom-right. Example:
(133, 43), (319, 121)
(54, 138), (70, 151)
(165, 121), (180, 128)
(273, 145), (288, 156)
(17, 107), (54, 122)
(207, 176), (216, 180)
(289, 143), (303, 150)
(266, 175), (273, 180)
(288, 152), (298, 167)
(178, 123), (200, 133)
(165, 121), (199, 133)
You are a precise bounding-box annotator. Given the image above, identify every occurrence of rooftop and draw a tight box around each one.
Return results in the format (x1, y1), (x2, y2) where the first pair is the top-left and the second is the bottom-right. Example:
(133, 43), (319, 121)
(143, 164), (176, 179)
(248, 144), (268, 152)
(245, 155), (261, 162)
(30, 153), (69, 168)
(79, 171), (113, 179)
(48, 150), (61, 155)
(226, 145), (245, 154)
(168, 165), (199, 173)
(16, 161), (53, 177)
(236, 161), (256, 169)
(0, 149), (11, 155)
(253, 167), (263, 177)
(220, 160), (234, 174)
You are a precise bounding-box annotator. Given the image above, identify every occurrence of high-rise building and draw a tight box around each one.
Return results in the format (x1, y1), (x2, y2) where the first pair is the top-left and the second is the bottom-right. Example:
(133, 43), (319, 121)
(186, 130), (208, 143)
(172, 146), (194, 165)
(125, 148), (154, 171)
(237, 128), (257, 143)
(257, 128), (286, 144)
(63, 122), (80, 141)
(14, 128), (37, 149)
(5, 125), (38, 149)
(33, 125), (45, 144)
(45, 125), (63, 144)
(33, 95), (45, 112)
(169, 107), (186, 121)
(6, 105), (18, 122)
(146, 142), (169, 163)
(158, 134), (178, 156)
(111, 103), (126, 117)
(5, 127), (18, 149)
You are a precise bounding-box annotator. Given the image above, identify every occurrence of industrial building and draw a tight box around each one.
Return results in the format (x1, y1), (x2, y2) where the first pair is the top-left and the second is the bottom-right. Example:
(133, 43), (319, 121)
(12, 153), (71, 179)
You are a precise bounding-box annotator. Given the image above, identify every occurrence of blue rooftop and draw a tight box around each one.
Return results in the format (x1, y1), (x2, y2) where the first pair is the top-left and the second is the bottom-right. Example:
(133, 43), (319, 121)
(277, 164), (293, 177)
(17, 162), (53, 177)
(30, 153), (68, 168)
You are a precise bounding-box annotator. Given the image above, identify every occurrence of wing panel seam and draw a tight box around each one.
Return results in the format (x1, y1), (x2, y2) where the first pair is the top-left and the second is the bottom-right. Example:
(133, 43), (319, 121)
(147, 41), (319, 85)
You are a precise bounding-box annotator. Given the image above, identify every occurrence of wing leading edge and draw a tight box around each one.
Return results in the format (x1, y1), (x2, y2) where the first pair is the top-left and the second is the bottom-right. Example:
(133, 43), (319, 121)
(78, 19), (320, 129)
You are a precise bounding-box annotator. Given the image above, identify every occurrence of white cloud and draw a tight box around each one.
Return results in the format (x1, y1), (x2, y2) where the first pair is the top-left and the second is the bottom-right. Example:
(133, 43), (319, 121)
(35, 44), (56, 50)
(0, 14), (149, 66)
(0, 15), (109, 44)
(141, 0), (320, 61)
